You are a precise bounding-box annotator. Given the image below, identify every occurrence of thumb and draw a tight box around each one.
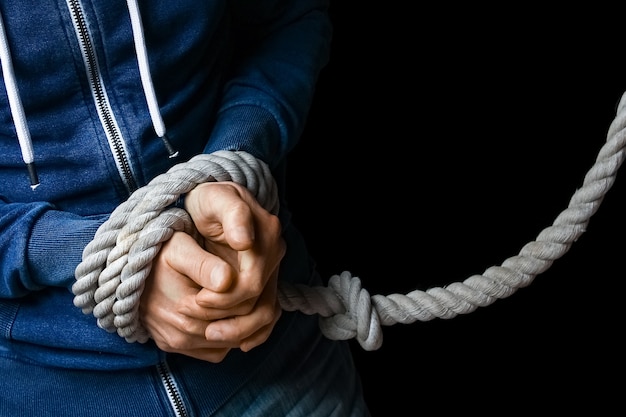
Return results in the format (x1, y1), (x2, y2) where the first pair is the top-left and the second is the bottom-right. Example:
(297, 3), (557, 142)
(162, 231), (234, 292)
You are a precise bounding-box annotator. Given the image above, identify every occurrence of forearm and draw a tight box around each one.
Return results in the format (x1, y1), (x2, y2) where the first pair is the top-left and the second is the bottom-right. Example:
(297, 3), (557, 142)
(204, 0), (332, 168)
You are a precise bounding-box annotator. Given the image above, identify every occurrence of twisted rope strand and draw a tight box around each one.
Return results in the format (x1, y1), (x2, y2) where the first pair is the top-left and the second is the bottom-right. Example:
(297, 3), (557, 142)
(73, 93), (626, 350)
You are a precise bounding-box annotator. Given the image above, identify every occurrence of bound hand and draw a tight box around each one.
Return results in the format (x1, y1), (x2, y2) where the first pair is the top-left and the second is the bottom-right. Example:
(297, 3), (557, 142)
(140, 181), (285, 362)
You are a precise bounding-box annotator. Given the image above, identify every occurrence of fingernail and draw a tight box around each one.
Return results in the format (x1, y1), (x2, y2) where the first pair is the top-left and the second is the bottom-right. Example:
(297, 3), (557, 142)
(206, 325), (224, 341)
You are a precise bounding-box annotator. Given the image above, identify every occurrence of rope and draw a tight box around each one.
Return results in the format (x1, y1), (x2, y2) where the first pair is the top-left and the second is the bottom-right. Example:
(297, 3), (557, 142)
(72, 150), (279, 343)
(73, 92), (626, 351)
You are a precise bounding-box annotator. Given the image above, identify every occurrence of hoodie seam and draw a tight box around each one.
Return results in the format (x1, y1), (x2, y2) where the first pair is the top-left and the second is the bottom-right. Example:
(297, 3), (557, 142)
(0, 300), (19, 339)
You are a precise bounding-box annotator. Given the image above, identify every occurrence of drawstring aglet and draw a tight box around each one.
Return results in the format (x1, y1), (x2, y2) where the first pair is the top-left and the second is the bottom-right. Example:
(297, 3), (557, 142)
(160, 134), (179, 158)
(26, 162), (40, 190)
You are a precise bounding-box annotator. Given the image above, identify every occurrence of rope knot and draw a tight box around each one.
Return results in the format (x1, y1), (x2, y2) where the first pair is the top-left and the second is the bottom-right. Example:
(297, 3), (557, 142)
(318, 272), (383, 351)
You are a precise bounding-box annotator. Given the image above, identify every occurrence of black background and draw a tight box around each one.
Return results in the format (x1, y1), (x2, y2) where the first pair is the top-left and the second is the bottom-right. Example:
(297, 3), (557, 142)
(287, 3), (625, 416)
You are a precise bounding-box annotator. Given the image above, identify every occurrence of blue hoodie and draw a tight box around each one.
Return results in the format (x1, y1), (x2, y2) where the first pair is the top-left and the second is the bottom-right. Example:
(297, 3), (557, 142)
(0, 0), (331, 372)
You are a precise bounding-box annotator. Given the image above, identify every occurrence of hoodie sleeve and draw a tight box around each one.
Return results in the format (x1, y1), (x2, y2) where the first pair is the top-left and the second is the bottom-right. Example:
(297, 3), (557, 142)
(203, 0), (332, 169)
(0, 200), (104, 297)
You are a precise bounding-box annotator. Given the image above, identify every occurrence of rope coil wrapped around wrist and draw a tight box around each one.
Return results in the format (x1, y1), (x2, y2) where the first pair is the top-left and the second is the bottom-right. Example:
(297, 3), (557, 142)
(72, 151), (279, 343)
(72, 150), (382, 349)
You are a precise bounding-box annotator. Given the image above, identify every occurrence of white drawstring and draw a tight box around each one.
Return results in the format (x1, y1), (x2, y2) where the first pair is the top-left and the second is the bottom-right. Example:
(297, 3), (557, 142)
(0, 2), (177, 190)
(0, 9), (39, 189)
(126, 0), (178, 158)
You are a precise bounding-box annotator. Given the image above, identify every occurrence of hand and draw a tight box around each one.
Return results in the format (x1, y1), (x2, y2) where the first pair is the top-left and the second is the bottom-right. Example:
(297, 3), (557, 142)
(140, 231), (235, 362)
(139, 181), (285, 362)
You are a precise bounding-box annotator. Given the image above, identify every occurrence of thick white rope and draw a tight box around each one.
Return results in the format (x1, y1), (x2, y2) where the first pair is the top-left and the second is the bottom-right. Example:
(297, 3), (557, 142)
(72, 150), (279, 343)
(73, 92), (626, 350)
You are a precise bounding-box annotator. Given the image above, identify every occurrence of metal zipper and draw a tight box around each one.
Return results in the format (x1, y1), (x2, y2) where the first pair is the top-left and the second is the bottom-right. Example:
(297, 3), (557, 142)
(64, 4), (187, 413)
(66, 0), (138, 193)
(66, 2), (188, 414)
(156, 361), (190, 417)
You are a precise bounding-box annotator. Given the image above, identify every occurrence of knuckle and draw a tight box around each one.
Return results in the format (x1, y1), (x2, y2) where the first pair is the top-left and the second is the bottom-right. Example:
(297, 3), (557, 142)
(159, 333), (187, 351)
(195, 258), (211, 283)
(258, 303), (280, 327)
(178, 315), (199, 332)
(247, 279), (265, 297)
(266, 214), (283, 237)
(169, 337), (192, 351)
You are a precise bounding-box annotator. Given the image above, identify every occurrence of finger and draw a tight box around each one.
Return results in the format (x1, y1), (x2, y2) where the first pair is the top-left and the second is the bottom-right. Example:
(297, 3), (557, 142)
(193, 260), (261, 310)
(178, 295), (256, 320)
(239, 298), (282, 352)
(203, 268), (281, 346)
(151, 330), (233, 363)
(194, 237), (285, 310)
(142, 301), (212, 341)
(202, 298), (282, 351)
(163, 231), (234, 292)
(146, 307), (241, 357)
(219, 188), (257, 251)
(239, 269), (282, 351)
(187, 182), (259, 250)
